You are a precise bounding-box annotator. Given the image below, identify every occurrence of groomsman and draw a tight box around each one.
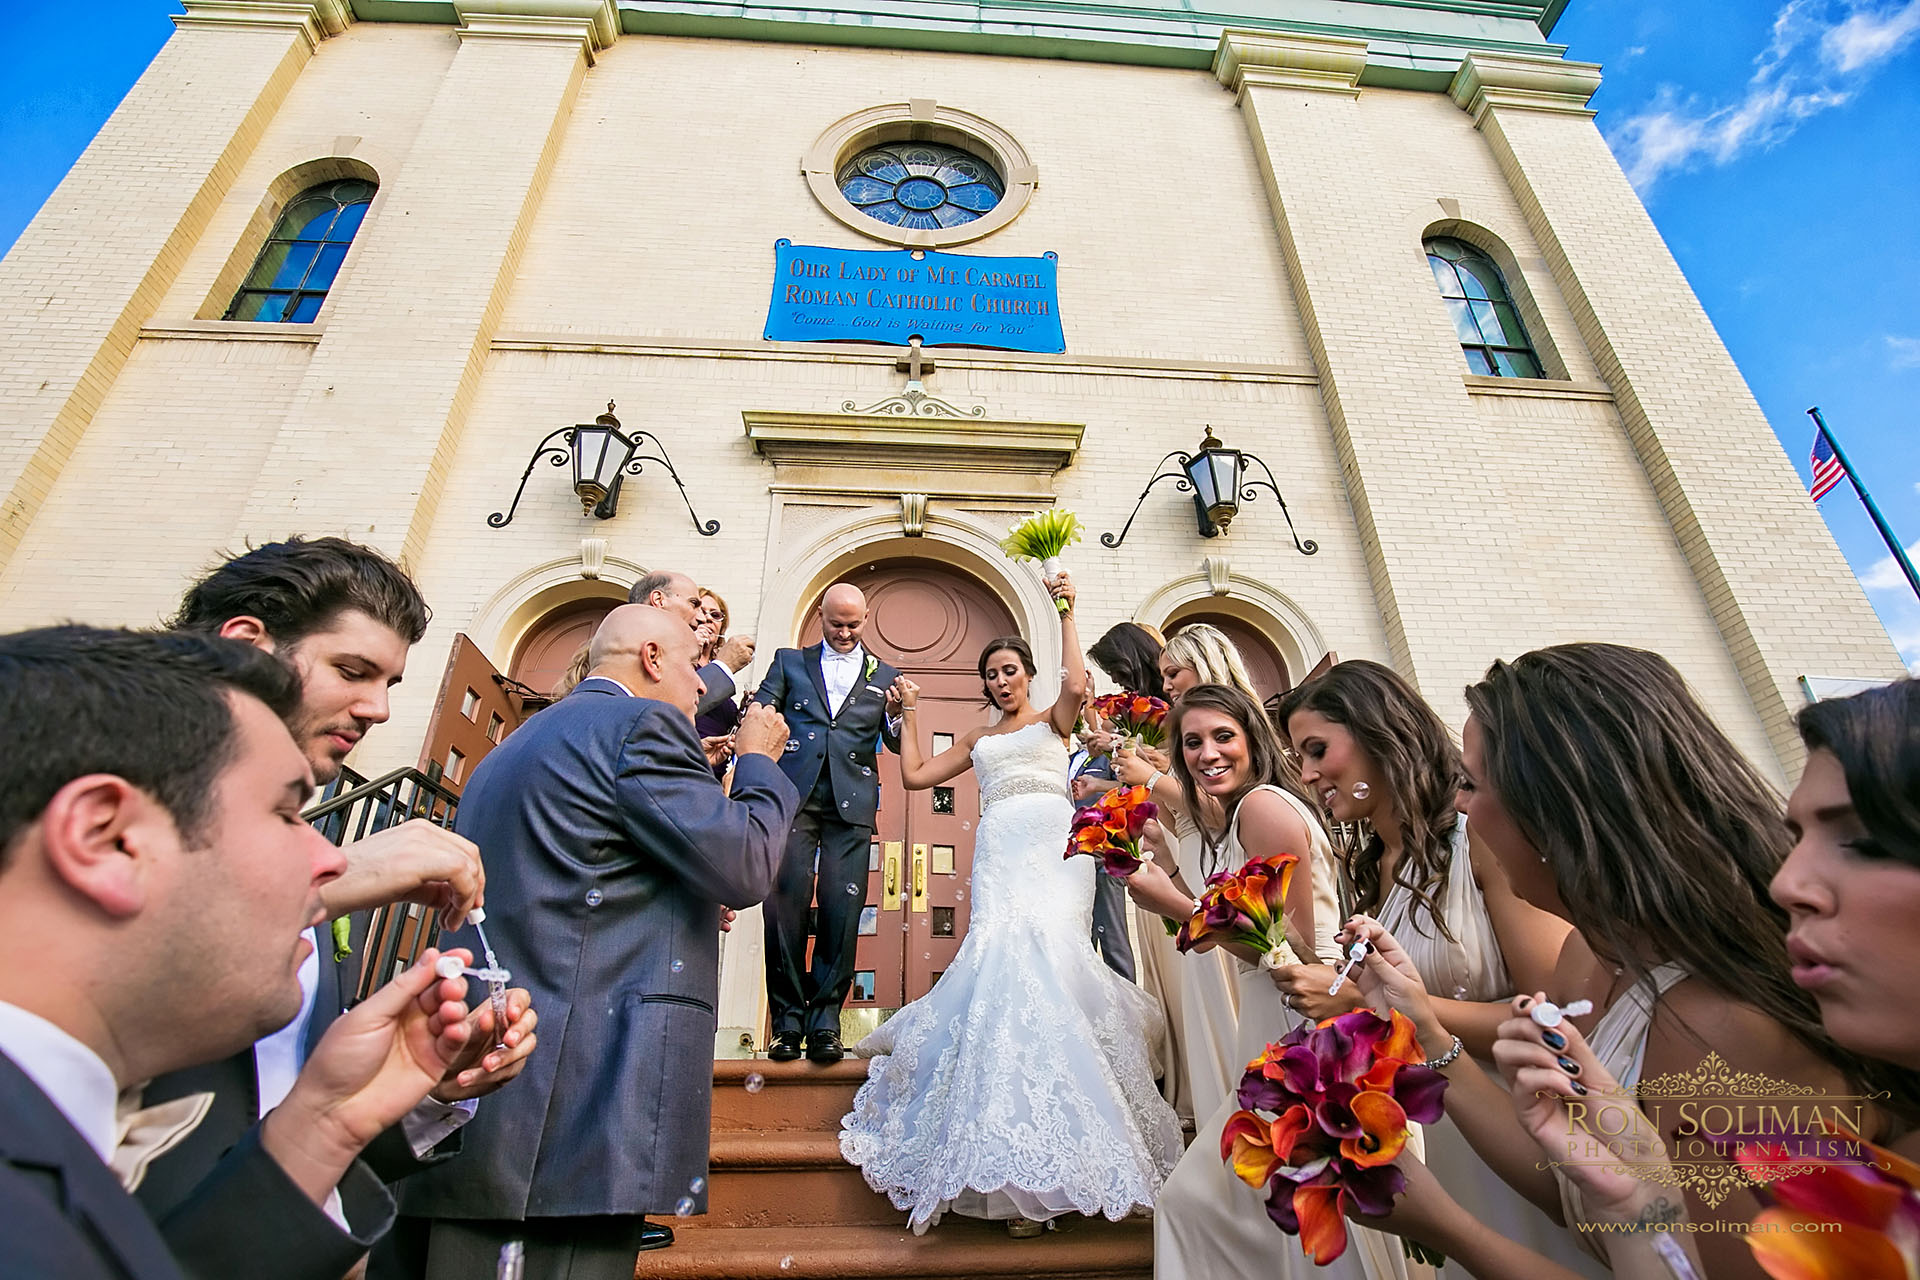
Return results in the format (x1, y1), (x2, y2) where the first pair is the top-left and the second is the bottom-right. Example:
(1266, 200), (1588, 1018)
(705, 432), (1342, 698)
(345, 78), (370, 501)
(756, 584), (902, 1065)
(0, 626), (484, 1280)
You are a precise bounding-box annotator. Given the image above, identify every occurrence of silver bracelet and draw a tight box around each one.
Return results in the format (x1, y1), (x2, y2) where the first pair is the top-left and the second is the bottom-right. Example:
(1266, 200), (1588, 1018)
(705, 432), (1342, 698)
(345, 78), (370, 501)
(1421, 1034), (1464, 1070)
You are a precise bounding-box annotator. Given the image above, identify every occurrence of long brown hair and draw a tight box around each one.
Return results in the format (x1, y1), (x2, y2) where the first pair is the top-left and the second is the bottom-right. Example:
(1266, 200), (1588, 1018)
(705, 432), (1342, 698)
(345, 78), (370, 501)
(1170, 684), (1307, 879)
(1277, 660), (1461, 940)
(1465, 643), (1906, 1105)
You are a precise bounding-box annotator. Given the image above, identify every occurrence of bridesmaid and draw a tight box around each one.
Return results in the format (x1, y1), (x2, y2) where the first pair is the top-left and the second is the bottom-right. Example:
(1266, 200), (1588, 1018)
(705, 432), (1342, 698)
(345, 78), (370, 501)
(1341, 645), (1892, 1280)
(1111, 625), (1269, 1120)
(1125, 685), (1413, 1280)
(1270, 661), (1598, 1276)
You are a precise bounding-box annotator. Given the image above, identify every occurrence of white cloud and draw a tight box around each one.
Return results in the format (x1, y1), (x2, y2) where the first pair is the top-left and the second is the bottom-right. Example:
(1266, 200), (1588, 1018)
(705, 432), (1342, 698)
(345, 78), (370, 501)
(1887, 335), (1920, 368)
(1823, 0), (1920, 70)
(1861, 541), (1920, 591)
(1608, 1), (1919, 193)
(1885, 618), (1920, 672)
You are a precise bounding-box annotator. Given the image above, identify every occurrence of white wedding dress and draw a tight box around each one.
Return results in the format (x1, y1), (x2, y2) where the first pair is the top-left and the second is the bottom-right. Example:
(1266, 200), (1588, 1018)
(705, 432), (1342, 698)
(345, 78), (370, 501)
(839, 719), (1184, 1232)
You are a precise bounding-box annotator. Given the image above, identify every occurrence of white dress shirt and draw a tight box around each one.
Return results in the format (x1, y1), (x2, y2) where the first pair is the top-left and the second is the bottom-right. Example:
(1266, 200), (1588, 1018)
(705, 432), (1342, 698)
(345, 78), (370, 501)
(258, 926), (475, 1158)
(0, 999), (119, 1161)
(820, 643), (865, 717)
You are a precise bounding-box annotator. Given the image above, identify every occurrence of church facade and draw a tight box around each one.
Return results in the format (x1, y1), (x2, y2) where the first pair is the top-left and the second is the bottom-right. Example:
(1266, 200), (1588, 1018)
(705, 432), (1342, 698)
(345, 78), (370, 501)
(0, 0), (1902, 1036)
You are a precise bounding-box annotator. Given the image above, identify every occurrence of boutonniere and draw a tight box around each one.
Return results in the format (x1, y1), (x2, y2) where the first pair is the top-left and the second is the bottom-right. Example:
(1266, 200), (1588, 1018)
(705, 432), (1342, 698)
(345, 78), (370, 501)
(331, 916), (352, 961)
(864, 654), (879, 681)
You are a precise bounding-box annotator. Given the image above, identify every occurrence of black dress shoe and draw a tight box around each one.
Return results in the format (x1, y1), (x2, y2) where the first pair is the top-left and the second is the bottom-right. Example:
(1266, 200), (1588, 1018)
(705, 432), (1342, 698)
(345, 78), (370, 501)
(806, 1031), (844, 1064)
(767, 1030), (803, 1062)
(637, 1220), (675, 1251)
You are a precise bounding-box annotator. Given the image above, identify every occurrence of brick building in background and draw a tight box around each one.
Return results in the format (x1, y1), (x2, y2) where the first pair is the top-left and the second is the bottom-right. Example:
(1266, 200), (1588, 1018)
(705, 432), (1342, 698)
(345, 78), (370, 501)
(0, 0), (1904, 1052)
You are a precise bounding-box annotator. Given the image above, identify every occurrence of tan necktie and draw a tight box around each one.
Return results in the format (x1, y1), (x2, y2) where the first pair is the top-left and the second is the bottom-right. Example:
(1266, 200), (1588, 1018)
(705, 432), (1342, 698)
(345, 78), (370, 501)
(111, 1084), (215, 1191)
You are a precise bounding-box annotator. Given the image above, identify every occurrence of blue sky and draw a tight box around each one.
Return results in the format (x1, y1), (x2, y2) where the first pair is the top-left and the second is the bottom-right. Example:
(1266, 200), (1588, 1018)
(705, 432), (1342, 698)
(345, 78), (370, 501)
(2, 0), (1916, 670)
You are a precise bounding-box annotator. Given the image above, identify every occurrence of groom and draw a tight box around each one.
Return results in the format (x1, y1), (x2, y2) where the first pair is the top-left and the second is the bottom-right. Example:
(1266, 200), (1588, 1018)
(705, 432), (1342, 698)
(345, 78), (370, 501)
(756, 583), (902, 1064)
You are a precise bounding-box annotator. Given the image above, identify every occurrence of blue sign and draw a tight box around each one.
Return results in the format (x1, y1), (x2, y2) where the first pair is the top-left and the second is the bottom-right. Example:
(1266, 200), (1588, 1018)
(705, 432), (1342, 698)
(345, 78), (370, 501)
(764, 240), (1064, 353)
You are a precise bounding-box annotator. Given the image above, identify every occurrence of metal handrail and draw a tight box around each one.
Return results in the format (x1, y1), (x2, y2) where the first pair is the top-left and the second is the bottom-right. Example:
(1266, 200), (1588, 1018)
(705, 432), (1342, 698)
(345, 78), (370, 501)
(305, 766), (464, 1001)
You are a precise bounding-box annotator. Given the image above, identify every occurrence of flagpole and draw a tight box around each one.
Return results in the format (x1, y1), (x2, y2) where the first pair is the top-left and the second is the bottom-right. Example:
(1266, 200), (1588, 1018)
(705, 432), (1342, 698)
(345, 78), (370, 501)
(1809, 406), (1920, 603)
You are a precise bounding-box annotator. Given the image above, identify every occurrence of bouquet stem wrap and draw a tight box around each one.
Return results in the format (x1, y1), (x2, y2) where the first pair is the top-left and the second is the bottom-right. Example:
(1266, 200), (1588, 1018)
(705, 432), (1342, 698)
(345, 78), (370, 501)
(1000, 510), (1084, 614)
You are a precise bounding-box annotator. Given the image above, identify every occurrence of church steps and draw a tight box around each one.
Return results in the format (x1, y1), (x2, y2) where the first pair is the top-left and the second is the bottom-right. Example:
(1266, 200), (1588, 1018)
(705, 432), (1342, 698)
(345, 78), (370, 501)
(635, 1059), (1155, 1279)
(631, 1220), (1153, 1280)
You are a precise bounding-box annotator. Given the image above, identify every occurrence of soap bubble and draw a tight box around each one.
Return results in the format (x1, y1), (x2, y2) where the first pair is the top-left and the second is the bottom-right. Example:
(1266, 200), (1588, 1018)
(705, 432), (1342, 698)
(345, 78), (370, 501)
(670, 959), (685, 973)
(744, 1072), (765, 1093)
(961, 822), (971, 831)
(674, 1197), (696, 1217)
(780, 1259), (795, 1272)
(1452, 986), (1469, 1001)
(1350, 781), (1371, 800)
(846, 883), (860, 895)
(690, 1176), (707, 1194)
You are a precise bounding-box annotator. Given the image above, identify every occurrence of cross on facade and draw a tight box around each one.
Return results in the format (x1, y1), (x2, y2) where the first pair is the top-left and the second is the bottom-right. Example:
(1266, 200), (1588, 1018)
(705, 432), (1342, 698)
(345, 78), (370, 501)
(895, 337), (935, 385)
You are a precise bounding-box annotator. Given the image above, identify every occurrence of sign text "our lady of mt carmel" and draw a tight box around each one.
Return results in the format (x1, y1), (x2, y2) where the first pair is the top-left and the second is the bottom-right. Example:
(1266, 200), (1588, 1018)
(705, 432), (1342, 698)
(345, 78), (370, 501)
(764, 240), (1065, 354)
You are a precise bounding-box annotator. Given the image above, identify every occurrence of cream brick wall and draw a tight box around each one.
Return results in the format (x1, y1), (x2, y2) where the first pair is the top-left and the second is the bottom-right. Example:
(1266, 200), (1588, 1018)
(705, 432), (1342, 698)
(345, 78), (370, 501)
(0, 15), (1898, 791)
(1468, 91), (1904, 771)
(500, 36), (1307, 367)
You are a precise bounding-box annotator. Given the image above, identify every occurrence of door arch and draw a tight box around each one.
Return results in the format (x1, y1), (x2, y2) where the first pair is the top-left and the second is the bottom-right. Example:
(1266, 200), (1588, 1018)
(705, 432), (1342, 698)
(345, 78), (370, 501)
(1165, 608), (1292, 703)
(799, 561), (1017, 1017)
(510, 595), (621, 700)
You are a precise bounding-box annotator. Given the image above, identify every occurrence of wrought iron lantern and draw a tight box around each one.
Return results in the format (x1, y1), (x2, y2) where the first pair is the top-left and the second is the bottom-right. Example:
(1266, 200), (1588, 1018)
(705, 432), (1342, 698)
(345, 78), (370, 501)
(1101, 426), (1316, 553)
(488, 401), (719, 534)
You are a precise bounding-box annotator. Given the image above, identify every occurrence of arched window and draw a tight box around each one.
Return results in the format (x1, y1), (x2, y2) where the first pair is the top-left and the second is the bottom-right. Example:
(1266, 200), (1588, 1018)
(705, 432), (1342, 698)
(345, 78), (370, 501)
(1424, 236), (1542, 378)
(225, 178), (374, 322)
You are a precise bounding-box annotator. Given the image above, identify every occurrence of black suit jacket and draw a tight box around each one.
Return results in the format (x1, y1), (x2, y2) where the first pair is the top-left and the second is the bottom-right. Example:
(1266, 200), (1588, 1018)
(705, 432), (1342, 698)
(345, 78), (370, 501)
(0, 1050), (185, 1279)
(137, 920), (432, 1279)
(398, 677), (799, 1219)
(138, 918), (453, 1222)
(755, 644), (901, 827)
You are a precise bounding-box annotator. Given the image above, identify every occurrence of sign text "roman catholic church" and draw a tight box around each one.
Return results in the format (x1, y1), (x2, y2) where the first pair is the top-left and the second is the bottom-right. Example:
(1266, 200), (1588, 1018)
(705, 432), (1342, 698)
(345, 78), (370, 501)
(764, 240), (1065, 353)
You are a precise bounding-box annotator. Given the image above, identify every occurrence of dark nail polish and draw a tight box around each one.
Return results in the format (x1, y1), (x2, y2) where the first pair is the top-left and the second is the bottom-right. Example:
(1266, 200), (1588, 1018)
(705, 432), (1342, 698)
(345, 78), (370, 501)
(1542, 1030), (1567, 1051)
(1515, 995), (1533, 1010)
(1557, 1056), (1581, 1076)
(1570, 1080), (1588, 1095)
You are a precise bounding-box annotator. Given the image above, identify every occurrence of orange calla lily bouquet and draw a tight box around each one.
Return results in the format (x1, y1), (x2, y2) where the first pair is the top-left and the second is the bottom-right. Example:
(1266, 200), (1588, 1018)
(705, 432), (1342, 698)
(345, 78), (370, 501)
(1175, 851), (1300, 971)
(1065, 783), (1158, 876)
(1223, 1009), (1448, 1266)
(1091, 691), (1170, 751)
(1737, 1125), (1920, 1279)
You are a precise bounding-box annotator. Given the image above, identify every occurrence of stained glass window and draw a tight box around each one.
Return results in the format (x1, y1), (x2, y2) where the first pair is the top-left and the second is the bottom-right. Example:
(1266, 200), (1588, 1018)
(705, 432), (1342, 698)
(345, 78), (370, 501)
(226, 178), (375, 322)
(837, 142), (1003, 231)
(1423, 237), (1543, 379)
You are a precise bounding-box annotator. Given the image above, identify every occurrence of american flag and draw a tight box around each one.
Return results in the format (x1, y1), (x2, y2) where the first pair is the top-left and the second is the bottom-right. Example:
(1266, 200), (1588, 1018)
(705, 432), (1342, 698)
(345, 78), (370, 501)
(1809, 429), (1846, 501)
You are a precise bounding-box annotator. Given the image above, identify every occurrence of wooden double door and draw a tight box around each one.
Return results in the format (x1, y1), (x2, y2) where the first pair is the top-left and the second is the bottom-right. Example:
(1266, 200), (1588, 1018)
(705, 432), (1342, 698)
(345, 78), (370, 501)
(799, 561), (1016, 1013)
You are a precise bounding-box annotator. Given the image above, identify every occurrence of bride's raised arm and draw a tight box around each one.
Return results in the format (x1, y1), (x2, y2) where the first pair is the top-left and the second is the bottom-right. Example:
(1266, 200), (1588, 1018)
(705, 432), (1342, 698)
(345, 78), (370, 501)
(1046, 572), (1087, 739)
(892, 675), (979, 789)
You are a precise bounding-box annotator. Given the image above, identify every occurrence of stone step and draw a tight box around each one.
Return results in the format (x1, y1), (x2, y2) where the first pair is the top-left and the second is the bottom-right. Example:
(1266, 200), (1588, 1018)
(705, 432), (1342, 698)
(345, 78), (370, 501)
(631, 1218), (1154, 1280)
(711, 1057), (869, 1134)
(695, 1131), (904, 1229)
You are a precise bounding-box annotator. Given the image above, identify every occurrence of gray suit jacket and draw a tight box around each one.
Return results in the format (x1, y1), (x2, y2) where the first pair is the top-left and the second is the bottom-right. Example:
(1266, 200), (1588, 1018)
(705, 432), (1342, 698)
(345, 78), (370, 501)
(397, 677), (799, 1220)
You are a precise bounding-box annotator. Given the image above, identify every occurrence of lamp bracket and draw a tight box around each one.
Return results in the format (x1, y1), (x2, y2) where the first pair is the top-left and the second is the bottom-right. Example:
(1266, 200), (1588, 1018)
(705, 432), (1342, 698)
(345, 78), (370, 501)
(486, 422), (721, 536)
(487, 426), (574, 529)
(1098, 443), (1319, 555)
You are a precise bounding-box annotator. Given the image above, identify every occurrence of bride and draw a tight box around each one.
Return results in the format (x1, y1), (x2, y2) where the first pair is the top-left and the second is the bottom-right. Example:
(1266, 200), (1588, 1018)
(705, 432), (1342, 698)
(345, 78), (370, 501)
(839, 572), (1183, 1235)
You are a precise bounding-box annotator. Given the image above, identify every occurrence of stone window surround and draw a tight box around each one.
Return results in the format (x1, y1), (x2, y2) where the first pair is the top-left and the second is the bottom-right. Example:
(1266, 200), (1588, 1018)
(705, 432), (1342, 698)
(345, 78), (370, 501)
(802, 101), (1039, 249)
(198, 154), (385, 325)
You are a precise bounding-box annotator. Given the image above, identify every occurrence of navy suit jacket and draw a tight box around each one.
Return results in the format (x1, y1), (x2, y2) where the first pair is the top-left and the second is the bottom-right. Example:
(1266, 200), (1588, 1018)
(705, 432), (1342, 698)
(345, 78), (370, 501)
(398, 677), (799, 1219)
(0, 1050), (387, 1280)
(0, 1050), (184, 1280)
(754, 644), (901, 828)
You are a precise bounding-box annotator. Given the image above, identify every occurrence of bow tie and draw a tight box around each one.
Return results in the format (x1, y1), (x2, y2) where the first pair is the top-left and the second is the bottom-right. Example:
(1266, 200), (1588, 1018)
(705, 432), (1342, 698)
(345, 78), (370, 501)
(112, 1085), (215, 1191)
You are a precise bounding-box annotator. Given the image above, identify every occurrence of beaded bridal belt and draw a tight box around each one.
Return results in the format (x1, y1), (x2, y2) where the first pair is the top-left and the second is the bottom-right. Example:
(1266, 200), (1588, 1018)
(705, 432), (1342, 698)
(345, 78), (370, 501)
(979, 775), (1072, 807)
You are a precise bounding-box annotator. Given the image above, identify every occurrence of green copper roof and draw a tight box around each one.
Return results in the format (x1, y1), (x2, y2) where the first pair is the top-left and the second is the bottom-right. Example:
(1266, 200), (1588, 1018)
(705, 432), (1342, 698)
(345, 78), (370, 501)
(348, 0), (1574, 84)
